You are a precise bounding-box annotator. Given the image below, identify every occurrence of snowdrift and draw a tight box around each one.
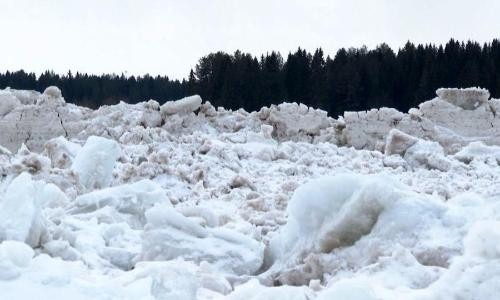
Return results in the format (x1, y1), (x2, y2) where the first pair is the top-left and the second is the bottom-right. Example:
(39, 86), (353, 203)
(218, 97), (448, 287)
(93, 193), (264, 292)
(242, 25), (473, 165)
(0, 86), (499, 299)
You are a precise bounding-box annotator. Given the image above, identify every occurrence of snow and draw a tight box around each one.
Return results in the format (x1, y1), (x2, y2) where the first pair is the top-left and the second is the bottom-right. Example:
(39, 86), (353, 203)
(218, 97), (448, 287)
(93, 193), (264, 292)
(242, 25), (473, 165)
(1, 86), (500, 299)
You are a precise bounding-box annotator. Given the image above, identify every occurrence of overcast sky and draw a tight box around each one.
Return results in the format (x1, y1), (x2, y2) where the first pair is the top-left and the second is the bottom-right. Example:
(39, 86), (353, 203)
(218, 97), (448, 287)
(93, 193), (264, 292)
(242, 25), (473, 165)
(1, 0), (499, 80)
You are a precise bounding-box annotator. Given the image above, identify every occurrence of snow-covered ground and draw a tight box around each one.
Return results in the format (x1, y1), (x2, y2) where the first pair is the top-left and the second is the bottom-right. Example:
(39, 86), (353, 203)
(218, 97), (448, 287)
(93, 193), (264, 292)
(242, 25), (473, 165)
(0, 86), (499, 299)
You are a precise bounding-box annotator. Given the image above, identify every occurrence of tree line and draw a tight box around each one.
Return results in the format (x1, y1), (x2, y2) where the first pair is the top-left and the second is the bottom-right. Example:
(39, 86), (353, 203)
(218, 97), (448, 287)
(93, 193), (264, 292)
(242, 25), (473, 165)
(1, 39), (499, 116)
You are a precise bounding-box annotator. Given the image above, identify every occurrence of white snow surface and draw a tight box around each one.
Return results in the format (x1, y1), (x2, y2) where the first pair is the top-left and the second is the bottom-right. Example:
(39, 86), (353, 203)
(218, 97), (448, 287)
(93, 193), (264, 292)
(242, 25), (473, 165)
(0, 87), (500, 299)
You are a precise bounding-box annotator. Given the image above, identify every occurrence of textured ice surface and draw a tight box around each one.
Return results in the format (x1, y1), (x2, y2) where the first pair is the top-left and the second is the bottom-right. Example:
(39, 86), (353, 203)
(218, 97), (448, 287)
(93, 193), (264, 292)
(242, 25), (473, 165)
(0, 87), (499, 299)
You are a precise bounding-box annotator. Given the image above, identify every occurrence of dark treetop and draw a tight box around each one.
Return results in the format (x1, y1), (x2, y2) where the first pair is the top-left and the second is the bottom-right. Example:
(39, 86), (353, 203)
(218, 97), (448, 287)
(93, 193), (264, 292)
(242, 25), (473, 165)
(1, 39), (499, 117)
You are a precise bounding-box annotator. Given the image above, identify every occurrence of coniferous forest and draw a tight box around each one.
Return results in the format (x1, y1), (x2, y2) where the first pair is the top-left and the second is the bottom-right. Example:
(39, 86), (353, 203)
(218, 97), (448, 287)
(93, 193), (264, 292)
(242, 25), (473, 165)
(1, 39), (500, 116)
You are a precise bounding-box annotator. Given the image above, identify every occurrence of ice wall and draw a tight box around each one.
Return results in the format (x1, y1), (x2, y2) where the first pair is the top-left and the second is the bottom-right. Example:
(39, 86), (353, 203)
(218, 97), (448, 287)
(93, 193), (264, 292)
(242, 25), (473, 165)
(1, 86), (499, 156)
(341, 87), (500, 153)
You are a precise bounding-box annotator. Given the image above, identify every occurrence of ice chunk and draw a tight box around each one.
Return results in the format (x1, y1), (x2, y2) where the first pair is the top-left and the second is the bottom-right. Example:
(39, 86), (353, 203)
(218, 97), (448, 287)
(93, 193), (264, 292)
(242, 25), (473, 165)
(0, 241), (34, 280)
(43, 86), (63, 99)
(230, 175), (255, 190)
(44, 136), (82, 168)
(384, 129), (418, 156)
(161, 95), (202, 116)
(265, 175), (377, 279)
(464, 221), (500, 259)
(265, 174), (449, 285)
(404, 140), (451, 171)
(42, 240), (80, 261)
(37, 86), (65, 106)
(317, 279), (378, 300)
(225, 279), (314, 300)
(423, 220), (500, 300)
(263, 102), (332, 140)
(6, 88), (39, 105)
(454, 141), (500, 164)
(139, 100), (163, 127)
(141, 204), (264, 275)
(176, 206), (219, 227)
(10, 148), (51, 174)
(0, 173), (44, 247)
(39, 182), (70, 208)
(71, 136), (120, 190)
(0, 92), (20, 116)
(436, 87), (489, 110)
(118, 259), (232, 299)
(73, 179), (167, 222)
(270, 175), (399, 258)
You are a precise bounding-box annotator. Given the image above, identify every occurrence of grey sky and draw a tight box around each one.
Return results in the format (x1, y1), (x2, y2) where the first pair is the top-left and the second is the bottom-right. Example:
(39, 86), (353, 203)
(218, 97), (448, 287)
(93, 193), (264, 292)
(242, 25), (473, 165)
(0, 0), (499, 80)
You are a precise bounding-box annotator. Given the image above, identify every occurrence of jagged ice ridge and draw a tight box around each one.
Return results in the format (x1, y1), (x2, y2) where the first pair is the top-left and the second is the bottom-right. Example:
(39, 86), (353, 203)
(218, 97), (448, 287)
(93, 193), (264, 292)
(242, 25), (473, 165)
(0, 86), (499, 299)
